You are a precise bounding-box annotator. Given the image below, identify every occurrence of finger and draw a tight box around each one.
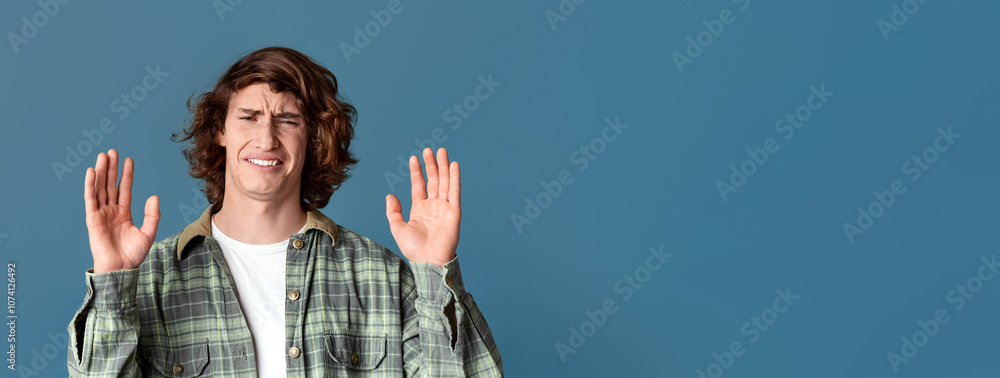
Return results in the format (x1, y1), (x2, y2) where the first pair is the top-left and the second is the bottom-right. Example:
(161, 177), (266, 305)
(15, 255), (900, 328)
(94, 152), (108, 206)
(84, 168), (97, 213)
(409, 155), (426, 201)
(106, 149), (119, 205)
(139, 195), (160, 241)
(436, 148), (449, 200)
(449, 161), (461, 206)
(119, 157), (134, 209)
(423, 148), (438, 199)
(385, 194), (406, 231)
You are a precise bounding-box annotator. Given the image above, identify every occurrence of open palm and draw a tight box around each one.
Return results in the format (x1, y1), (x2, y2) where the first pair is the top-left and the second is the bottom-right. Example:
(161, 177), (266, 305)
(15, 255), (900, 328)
(85, 149), (160, 273)
(386, 148), (461, 268)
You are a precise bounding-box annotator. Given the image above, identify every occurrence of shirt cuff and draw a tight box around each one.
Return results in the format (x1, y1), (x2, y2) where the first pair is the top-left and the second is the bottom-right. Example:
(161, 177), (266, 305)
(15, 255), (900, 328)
(84, 268), (139, 309)
(410, 255), (465, 301)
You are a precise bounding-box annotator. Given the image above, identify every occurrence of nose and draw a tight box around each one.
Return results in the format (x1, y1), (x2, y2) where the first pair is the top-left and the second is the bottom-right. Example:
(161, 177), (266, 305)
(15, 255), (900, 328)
(254, 119), (279, 150)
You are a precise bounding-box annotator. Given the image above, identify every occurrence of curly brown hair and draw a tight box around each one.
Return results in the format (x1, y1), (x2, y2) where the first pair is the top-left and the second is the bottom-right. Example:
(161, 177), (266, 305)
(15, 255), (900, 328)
(172, 46), (359, 213)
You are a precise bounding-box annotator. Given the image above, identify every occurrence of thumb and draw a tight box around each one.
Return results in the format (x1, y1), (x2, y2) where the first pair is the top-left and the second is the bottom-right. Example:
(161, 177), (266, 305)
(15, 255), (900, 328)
(140, 195), (160, 241)
(385, 194), (405, 232)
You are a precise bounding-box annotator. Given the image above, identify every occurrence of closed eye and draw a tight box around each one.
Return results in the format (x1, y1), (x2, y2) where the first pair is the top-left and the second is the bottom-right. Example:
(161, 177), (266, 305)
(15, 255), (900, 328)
(238, 116), (297, 125)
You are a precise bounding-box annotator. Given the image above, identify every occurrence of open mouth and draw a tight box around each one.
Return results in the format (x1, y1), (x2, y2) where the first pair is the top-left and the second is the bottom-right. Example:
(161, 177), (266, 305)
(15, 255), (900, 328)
(246, 158), (282, 167)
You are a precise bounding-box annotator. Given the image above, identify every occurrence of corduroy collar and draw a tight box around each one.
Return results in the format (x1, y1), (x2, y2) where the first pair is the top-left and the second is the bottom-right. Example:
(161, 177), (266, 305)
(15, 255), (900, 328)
(175, 206), (339, 260)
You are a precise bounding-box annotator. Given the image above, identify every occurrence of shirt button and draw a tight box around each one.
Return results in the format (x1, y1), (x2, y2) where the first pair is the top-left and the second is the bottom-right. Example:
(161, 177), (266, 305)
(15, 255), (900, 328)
(289, 346), (301, 358)
(351, 352), (360, 365)
(172, 363), (184, 375)
(292, 239), (304, 249)
(288, 290), (300, 301)
(445, 276), (455, 288)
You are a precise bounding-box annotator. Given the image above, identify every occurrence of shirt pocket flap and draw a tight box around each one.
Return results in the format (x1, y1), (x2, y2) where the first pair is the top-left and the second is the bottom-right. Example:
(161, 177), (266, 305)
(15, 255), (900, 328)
(142, 339), (210, 377)
(325, 332), (387, 370)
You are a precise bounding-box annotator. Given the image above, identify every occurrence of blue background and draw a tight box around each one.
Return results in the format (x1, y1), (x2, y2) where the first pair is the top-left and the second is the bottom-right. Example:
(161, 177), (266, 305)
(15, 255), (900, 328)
(2, 0), (999, 377)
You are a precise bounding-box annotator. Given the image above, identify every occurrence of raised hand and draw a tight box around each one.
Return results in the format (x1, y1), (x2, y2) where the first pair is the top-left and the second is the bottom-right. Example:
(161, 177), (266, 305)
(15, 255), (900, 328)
(84, 149), (160, 273)
(385, 147), (461, 268)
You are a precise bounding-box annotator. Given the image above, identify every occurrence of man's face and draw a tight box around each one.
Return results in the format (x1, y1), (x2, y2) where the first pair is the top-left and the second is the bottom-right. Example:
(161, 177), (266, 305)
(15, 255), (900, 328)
(217, 82), (309, 205)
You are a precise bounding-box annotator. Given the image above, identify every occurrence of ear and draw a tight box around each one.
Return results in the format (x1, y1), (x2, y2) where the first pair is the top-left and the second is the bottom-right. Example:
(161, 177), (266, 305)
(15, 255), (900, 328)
(216, 126), (226, 147)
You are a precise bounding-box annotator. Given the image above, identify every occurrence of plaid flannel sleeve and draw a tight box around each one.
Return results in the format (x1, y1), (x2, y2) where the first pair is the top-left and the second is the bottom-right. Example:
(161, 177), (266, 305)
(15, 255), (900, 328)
(67, 268), (141, 378)
(402, 256), (504, 377)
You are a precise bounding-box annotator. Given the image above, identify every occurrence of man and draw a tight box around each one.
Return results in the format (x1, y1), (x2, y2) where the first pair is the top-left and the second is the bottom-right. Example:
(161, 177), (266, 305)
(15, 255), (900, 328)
(67, 47), (503, 377)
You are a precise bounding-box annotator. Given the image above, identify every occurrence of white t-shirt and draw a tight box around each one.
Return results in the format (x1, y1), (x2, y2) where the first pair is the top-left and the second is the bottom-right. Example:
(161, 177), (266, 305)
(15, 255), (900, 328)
(211, 216), (305, 378)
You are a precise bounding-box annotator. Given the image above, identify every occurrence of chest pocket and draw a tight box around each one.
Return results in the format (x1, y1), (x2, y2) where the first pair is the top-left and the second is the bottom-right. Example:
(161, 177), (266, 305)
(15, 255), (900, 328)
(141, 339), (211, 377)
(325, 332), (387, 371)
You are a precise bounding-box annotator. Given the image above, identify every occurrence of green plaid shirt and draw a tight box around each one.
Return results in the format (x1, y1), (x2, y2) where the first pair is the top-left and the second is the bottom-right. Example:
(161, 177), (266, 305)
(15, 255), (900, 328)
(67, 207), (503, 377)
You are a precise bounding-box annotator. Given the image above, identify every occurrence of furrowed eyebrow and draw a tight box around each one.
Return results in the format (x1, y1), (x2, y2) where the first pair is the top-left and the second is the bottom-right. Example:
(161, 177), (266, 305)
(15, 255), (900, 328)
(235, 108), (302, 119)
(237, 108), (263, 116)
(274, 112), (303, 119)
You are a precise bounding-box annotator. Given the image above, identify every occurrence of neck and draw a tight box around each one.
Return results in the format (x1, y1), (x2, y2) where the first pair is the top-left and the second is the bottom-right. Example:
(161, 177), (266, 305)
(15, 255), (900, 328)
(213, 193), (307, 245)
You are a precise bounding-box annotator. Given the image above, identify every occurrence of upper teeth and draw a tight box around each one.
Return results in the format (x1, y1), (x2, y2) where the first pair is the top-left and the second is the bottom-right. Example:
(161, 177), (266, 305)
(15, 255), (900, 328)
(248, 158), (278, 166)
